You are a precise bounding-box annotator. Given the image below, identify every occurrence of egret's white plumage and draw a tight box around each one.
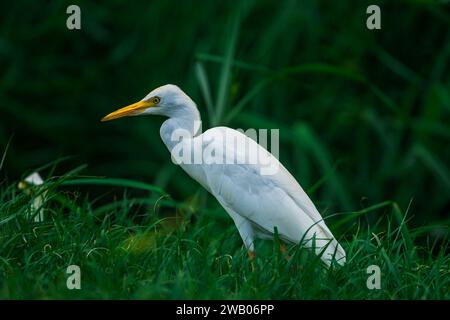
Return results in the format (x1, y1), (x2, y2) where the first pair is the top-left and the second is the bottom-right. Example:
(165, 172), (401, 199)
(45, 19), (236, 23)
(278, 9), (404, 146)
(102, 84), (346, 266)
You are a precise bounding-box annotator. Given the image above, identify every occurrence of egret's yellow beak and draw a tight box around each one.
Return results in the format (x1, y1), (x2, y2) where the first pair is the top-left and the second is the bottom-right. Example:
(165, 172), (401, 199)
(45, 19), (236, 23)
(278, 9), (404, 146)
(101, 100), (154, 122)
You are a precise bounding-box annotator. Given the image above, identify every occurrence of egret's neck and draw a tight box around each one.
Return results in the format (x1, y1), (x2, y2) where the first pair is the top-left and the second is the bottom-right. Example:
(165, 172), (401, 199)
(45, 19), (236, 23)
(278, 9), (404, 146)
(160, 107), (201, 152)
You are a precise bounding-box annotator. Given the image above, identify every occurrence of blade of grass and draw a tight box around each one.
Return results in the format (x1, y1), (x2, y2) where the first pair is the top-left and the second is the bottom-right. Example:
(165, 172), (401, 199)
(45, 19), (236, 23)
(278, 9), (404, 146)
(333, 200), (394, 229)
(214, 10), (240, 125)
(61, 177), (166, 194)
(0, 135), (13, 172)
(28, 156), (75, 179)
(224, 78), (271, 124)
(373, 46), (421, 84)
(196, 53), (271, 74)
(294, 123), (352, 210)
(391, 201), (414, 254)
(194, 62), (214, 124)
(413, 143), (450, 189)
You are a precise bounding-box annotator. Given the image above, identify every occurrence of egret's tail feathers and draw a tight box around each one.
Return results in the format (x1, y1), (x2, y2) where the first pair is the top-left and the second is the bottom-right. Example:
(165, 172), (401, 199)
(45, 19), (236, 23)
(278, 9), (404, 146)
(303, 228), (346, 267)
(322, 239), (346, 266)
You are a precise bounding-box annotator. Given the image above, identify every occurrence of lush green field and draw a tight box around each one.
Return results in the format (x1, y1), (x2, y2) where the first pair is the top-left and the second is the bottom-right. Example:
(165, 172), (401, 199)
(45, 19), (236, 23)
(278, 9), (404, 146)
(0, 0), (449, 299)
(0, 170), (448, 299)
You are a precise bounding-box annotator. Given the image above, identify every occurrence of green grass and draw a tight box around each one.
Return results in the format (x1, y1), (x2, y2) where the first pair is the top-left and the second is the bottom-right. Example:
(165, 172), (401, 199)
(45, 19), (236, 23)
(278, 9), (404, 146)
(0, 169), (448, 299)
(0, 0), (449, 299)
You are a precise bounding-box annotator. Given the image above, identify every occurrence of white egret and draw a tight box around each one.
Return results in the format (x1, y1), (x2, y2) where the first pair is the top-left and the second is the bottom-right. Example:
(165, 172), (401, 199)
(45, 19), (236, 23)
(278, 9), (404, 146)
(102, 84), (346, 266)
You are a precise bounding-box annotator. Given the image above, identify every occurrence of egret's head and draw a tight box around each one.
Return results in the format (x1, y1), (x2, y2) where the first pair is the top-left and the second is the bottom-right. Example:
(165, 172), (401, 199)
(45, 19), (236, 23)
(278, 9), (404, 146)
(101, 84), (196, 122)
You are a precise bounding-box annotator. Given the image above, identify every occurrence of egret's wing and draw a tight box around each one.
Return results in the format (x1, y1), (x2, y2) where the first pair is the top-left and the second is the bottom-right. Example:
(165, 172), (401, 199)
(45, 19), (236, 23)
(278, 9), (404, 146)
(200, 127), (330, 233)
(197, 127), (345, 264)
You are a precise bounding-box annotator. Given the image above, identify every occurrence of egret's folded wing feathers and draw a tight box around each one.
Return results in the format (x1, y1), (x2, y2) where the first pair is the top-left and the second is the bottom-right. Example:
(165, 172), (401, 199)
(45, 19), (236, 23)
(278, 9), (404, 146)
(198, 128), (346, 264)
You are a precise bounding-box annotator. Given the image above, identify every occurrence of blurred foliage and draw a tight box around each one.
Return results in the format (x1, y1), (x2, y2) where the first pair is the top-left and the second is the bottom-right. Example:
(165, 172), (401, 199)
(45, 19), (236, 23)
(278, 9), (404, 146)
(0, 0), (449, 228)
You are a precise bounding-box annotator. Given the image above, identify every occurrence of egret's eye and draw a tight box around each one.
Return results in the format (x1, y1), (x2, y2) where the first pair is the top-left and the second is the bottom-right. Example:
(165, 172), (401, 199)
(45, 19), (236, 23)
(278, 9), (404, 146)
(151, 96), (161, 104)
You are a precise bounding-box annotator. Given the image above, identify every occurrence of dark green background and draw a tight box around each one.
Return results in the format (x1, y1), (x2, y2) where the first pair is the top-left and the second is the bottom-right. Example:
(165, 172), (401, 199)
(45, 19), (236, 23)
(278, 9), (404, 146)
(1, 0), (449, 226)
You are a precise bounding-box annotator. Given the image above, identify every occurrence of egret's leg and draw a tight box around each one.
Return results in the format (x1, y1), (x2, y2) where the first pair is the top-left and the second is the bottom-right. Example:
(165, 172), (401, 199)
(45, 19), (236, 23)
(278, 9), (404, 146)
(248, 250), (255, 271)
(220, 203), (256, 270)
(280, 243), (290, 261)
(230, 215), (255, 271)
(220, 204), (255, 252)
